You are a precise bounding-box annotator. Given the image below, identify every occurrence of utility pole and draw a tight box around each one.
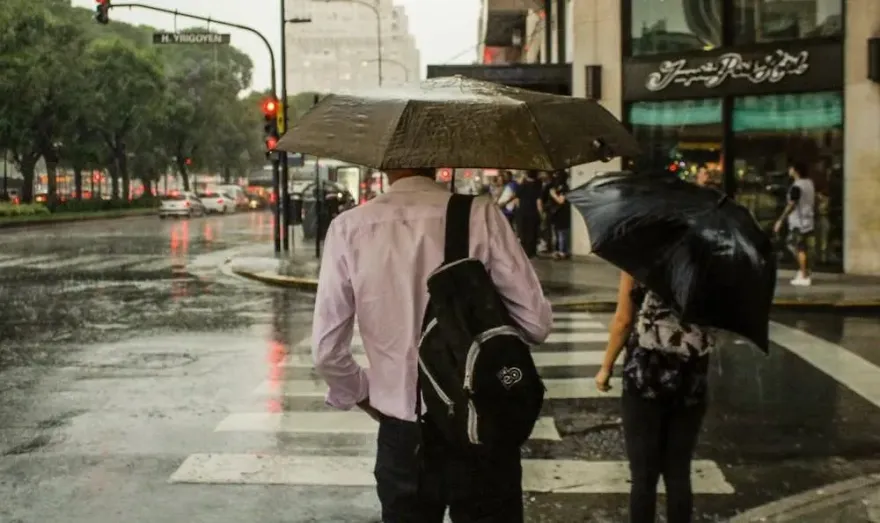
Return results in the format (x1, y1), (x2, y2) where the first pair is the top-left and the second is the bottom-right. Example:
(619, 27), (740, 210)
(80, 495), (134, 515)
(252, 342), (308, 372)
(281, 4), (312, 252)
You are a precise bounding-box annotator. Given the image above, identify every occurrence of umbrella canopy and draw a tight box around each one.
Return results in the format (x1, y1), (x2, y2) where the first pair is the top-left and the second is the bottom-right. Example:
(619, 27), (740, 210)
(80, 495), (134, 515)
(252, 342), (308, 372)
(568, 171), (777, 352)
(275, 76), (640, 170)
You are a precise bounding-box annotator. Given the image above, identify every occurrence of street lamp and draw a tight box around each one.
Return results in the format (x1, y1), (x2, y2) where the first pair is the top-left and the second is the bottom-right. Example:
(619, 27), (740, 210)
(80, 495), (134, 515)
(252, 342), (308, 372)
(362, 57), (409, 83)
(315, 0), (383, 86)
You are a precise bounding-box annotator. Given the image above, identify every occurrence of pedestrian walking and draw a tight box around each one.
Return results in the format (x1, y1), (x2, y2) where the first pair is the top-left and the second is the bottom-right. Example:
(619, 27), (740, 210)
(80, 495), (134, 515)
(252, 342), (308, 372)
(311, 168), (553, 523)
(595, 272), (714, 523)
(548, 171), (572, 259)
(514, 170), (542, 258)
(538, 171), (554, 253)
(774, 161), (815, 286)
(497, 170), (519, 230)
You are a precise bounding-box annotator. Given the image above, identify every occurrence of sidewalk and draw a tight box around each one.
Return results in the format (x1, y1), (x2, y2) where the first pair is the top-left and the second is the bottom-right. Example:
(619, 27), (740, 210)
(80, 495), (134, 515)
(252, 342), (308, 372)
(727, 473), (880, 522)
(227, 248), (880, 310)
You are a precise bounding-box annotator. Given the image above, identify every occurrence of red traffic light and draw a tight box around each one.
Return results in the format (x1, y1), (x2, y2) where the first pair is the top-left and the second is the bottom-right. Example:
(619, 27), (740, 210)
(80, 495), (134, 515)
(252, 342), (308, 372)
(185, 158), (192, 166)
(266, 136), (278, 150)
(261, 98), (278, 117)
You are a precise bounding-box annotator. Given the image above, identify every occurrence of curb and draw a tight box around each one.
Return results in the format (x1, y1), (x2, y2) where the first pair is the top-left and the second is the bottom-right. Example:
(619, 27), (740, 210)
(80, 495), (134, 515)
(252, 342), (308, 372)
(727, 473), (880, 522)
(232, 270), (880, 311)
(0, 210), (156, 229)
(230, 269), (320, 291)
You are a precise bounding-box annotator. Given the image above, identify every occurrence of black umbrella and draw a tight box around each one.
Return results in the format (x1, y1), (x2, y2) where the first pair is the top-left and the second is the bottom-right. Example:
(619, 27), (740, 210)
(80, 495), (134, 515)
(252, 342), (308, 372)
(275, 76), (640, 170)
(568, 171), (777, 352)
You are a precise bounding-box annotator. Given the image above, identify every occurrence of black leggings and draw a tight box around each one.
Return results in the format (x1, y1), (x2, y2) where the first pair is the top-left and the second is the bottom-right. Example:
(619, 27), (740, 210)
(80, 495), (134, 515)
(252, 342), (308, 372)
(621, 391), (706, 523)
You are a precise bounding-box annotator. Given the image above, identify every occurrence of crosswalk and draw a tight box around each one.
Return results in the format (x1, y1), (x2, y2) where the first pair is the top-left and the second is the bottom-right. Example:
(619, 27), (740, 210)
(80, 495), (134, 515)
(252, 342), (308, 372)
(0, 252), (187, 274)
(169, 311), (735, 498)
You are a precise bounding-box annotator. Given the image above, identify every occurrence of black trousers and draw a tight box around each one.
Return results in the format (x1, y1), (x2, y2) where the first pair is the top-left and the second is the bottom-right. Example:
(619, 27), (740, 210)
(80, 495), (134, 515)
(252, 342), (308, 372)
(621, 391), (707, 523)
(517, 213), (539, 258)
(374, 415), (523, 523)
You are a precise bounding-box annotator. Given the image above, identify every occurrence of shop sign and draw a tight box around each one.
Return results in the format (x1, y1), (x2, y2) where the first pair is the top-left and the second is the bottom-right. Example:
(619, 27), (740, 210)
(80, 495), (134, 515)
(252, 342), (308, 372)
(622, 42), (842, 101)
(646, 50), (809, 92)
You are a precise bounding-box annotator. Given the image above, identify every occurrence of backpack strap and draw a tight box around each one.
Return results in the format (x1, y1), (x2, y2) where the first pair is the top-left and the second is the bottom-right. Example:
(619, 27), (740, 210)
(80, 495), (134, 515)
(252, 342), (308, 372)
(444, 194), (474, 263)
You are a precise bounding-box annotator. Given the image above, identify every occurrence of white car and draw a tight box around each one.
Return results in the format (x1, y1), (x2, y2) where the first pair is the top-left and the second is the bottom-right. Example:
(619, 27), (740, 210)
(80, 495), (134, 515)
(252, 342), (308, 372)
(159, 192), (206, 219)
(198, 192), (236, 214)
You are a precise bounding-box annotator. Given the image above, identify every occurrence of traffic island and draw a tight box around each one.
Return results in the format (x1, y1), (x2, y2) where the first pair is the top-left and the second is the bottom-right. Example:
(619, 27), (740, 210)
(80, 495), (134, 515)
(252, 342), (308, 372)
(0, 208), (157, 228)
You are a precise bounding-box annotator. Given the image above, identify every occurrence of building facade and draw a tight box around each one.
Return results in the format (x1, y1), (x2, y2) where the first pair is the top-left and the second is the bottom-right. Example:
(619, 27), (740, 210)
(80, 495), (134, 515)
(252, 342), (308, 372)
(465, 0), (880, 275)
(284, 0), (421, 94)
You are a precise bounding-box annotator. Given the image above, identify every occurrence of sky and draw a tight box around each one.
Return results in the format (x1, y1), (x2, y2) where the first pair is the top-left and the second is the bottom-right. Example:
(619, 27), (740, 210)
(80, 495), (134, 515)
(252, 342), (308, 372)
(72, 0), (482, 92)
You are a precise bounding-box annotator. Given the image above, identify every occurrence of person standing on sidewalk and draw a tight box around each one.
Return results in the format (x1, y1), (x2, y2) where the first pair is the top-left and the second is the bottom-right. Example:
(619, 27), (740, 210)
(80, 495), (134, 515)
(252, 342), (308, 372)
(311, 168), (553, 522)
(513, 170), (543, 258)
(774, 162), (815, 286)
(596, 272), (714, 523)
(548, 170), (572, 259)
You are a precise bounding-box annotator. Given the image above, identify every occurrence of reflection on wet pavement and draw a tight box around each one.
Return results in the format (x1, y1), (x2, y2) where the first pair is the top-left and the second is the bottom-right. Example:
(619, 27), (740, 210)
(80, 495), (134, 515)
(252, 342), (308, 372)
(1, 213), (880, 522)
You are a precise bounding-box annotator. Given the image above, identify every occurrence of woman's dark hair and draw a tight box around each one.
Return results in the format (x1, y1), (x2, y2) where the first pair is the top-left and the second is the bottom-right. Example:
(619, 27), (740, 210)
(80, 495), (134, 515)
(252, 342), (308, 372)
(789, 161), (809, 179)
(526, 170), (540, 180)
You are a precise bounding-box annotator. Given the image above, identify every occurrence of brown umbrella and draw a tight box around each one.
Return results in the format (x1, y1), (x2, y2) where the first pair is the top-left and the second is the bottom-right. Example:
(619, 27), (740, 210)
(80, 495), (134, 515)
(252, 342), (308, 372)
(275, 75), (640, 170)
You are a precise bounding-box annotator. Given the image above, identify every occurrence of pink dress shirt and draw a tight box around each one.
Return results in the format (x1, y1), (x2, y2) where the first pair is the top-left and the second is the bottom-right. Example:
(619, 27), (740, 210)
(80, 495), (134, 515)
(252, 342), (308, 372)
(311, 175), (553, 421)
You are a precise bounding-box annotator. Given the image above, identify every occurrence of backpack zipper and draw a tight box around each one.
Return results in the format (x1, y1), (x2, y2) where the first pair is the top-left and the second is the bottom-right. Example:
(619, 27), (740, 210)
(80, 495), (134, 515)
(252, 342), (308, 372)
(464, 325), (527, 391)
(418, 357), (455, 417)
(467, 399), (480, 444)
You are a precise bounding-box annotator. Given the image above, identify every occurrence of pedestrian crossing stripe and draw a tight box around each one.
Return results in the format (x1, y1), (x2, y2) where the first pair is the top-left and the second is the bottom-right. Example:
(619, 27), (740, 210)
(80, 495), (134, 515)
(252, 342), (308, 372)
(0, 254), (56, 268)
(127, 259), (178, 272)
(214, 412), (562, 441)
(168, 454), (735, 494)
(83, 255), (147, 271)
(298, 324), (609, 349)
(280, 350), (619, 369)
(29, 254), (106, 270)
(252, 377), (623, 399)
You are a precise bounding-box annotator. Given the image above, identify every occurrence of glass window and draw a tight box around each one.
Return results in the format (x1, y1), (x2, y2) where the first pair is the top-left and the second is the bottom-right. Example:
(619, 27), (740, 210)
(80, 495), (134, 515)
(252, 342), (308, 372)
(626, 99), (723, 186)
(732, 92), (843, 268)
(733, 0), (843, 43)
(629, 0), (723, 56)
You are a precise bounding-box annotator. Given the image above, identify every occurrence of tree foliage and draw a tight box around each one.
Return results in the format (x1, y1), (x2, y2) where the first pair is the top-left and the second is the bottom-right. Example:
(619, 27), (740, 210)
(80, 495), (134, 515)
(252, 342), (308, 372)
(0, 0), (266, 203)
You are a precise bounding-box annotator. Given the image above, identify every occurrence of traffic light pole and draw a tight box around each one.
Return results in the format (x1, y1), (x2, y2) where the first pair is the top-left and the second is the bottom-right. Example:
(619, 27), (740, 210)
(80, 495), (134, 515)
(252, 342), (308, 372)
(279, 0), (290, 253)
(107, 3), (284, 253)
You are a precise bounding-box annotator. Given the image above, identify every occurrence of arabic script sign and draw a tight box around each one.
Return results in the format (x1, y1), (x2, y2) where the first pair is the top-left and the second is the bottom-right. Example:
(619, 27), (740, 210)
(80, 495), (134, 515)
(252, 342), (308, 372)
(645, 50), (809, 91)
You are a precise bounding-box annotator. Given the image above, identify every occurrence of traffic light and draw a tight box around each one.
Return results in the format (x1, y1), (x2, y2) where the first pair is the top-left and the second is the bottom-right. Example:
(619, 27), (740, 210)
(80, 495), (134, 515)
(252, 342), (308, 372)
(95, 0), (110, 24)
(261, 97), (280, 158)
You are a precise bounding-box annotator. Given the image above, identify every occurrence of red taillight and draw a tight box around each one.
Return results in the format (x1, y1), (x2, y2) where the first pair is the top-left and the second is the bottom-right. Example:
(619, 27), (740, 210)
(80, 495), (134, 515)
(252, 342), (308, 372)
(217, 199), (224, 204)
(185, 201), (190, 207)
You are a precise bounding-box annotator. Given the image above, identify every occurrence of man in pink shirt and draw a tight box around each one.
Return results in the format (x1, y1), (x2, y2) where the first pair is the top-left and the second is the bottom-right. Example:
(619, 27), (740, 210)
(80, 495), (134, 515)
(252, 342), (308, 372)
(312, 167), (553, 522)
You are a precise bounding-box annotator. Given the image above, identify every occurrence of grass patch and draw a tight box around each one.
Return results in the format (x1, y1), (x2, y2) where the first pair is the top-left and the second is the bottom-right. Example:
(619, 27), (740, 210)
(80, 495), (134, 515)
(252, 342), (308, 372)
(0, 207), (156, 226)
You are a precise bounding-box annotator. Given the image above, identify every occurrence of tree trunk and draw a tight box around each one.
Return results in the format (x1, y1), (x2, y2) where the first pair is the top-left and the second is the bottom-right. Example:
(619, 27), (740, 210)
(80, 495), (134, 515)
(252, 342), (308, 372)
(73, 166), (83, 200)
(142, 178), (154, 198)
(108, 156), (120, 200)
(19, 157), (37, 203)
(119, 147), (130, 201)
(176, 158), (190, 191)
(45, 154), (59, 206)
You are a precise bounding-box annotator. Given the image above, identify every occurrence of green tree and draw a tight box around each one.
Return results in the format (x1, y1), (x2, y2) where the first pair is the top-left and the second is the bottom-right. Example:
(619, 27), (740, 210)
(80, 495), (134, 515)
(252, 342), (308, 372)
(85, 37), (165, 199)
(0, 0), (88, 203)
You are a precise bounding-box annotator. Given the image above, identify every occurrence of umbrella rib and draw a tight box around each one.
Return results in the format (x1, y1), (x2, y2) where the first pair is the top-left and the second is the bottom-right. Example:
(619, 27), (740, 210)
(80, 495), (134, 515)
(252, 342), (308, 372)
(522, 103), (556, 171)
(376, 99), (411, 169)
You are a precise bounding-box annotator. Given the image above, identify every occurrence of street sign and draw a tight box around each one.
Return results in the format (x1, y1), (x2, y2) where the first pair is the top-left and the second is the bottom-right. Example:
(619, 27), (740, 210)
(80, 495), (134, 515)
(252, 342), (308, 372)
(152, 32), (231, 45)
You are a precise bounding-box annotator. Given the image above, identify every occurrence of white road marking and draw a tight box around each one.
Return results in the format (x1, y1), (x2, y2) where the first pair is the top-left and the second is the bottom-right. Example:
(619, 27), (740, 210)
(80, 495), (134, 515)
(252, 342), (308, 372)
(552, 311), (595, 320)
(214, 412), (561, 441)
(169, 454), (734, 494)
(553, 320), (605, 330)
(30, 254), (106, 270)
(127, 258), (174, 272)
(253, 377), (621, 399)
(82, 255), (147, 271)
(281, 350), (614, 369)
(770, 321), (880, 409)
(297, 327), (608, 349)
(0, 254), (56, 268)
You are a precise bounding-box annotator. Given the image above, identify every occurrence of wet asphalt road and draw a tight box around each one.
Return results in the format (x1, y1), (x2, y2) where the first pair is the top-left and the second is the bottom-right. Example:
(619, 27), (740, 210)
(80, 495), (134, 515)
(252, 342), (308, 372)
(2, 213), (880, 523)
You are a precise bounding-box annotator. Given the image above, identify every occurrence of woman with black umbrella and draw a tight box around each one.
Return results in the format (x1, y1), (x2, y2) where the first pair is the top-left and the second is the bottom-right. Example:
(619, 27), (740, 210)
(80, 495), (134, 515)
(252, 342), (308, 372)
(595, 271), (715, 523)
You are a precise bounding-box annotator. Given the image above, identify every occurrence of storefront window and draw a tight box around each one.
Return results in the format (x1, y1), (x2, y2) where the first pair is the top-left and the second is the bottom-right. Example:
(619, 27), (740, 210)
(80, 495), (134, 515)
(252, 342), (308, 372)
(629, 0), (722, 56)
(733, 0), (843, 44)
(626, 99), (723, 185)
(732, 92), (843, 267)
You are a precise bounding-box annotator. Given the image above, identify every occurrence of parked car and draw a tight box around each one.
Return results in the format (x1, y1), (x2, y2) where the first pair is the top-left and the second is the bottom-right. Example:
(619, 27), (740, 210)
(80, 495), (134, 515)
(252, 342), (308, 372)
(198, 192), (236, 214)
(214, 185), (249, 209)
(159, 192), (205, 219)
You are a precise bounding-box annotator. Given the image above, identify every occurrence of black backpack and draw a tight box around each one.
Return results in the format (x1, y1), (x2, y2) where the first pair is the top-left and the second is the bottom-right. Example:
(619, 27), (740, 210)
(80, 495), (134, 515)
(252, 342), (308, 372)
(416, 194), (545, 449)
